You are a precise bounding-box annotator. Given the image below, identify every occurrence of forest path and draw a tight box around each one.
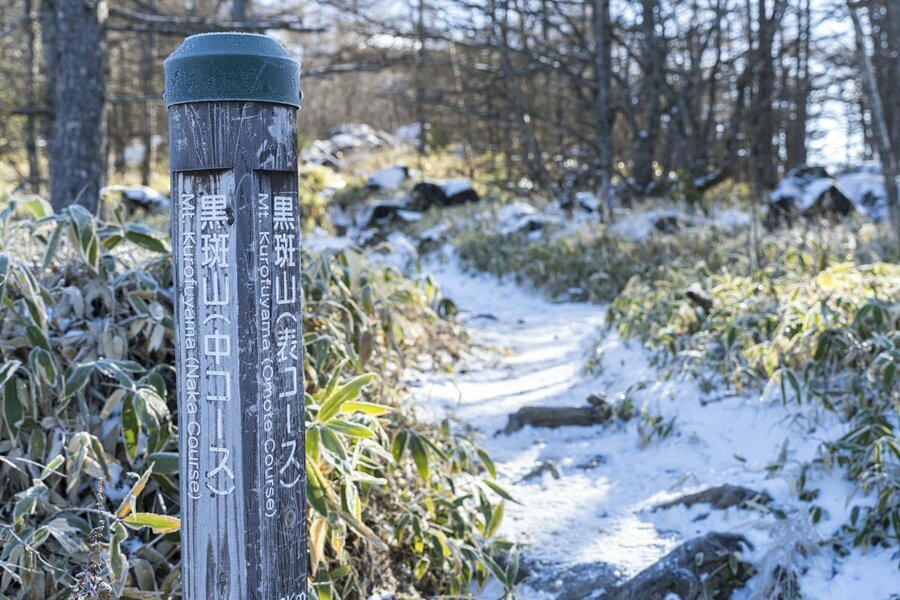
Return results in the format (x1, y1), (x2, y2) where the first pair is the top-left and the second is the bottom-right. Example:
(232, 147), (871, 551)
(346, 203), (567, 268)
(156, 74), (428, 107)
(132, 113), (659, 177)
(405, 254), (900, 599)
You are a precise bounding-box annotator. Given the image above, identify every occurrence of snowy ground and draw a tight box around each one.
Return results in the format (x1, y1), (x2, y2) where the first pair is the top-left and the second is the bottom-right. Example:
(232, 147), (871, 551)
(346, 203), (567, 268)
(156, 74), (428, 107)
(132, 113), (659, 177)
(402, 254), (900, 599)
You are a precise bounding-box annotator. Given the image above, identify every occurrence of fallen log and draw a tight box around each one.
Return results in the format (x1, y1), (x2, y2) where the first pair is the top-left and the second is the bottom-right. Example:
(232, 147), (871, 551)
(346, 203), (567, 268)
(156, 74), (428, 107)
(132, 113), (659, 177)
(504, 403), (612, 433)
(655, 484), (773, 511)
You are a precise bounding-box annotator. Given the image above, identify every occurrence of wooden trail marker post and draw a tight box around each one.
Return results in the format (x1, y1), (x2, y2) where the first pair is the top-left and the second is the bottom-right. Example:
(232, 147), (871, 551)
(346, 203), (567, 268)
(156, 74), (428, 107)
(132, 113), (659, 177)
(165, 33), (307, 599)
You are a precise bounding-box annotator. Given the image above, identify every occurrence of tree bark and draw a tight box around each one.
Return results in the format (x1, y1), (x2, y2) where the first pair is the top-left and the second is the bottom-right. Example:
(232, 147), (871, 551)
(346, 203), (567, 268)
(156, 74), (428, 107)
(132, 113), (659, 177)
(785, 0), (810, 170)
(232, 0), (247, 21)
(42, 0), (107, 214)
(849, 3), (899, 231)
(632, 0), (664, 193)
(140, 1), (157, 187)
(749, 0), (784, 191)
(593, 0), (613, 220)
(24, 0), (41, 194)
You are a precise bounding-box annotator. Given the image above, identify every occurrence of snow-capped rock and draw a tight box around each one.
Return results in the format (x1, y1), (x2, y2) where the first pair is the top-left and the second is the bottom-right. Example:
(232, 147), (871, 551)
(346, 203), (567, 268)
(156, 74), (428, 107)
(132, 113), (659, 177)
(411, 179), (480, 210)
(497, 202), (554, 236)
(766, 165), (853, 227)
(102, 185), (170, 213)
(366, 166), (409, 191)
(354, 199), (414, 229)
(835, 163), (894, 222)
(393, 122), (423, 146)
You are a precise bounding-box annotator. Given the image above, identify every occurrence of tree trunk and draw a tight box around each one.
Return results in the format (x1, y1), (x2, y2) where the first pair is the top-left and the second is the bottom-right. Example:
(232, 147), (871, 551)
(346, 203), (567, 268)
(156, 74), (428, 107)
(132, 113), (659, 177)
(849, 4), (899, 231)
(232, 0), (247, 21)
(632, 0), (663, 193)
(24, 0), (41, 193)
(140, 1), (157, 187)
(749, 0), (783, 191)
(42, 0), (107, 214)
(414, 0), (428, 155)
(593, 0), (613, 220)
(786, 0), (810, 170)
(878, 0), (900, 159)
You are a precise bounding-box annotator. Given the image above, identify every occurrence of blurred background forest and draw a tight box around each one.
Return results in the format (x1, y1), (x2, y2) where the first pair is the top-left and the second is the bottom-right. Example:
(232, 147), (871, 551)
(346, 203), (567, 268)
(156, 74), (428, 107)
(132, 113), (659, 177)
(0, 0), (897, 219)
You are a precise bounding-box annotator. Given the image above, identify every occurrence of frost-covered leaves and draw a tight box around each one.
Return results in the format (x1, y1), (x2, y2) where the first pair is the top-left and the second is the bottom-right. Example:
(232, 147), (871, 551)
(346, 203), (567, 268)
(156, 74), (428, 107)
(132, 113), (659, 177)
(607, 223), (900, 553)
(0, 198), (504, 598)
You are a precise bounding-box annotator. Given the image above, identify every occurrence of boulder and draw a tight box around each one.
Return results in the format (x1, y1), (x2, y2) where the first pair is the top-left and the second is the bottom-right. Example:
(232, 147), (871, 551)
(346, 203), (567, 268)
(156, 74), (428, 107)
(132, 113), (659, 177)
(301, 123), (394, 170)
(102, 185), (170, 214)
(393, 122), (423, 146)
(766, 165), (852, 228)
(496, 202), (554, 236)
(836, 162), (894, 222)
(354, 199), (419, 229)
(366, 166), (409, 191)
(519, 559), (619, 600)
(410, 179), (480, 210)
(609, 209), (685, 241)
(605, 533), (754, 600)
(327, 123), (392, 153)
(560, 190), (601, 213)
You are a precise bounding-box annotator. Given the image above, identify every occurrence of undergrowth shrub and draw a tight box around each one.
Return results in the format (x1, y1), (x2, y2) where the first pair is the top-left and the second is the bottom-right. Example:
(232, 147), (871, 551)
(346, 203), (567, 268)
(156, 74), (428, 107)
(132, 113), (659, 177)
(456, 224), (726, 303)
(0, 197), (513, 599)
(607, 223), (899, 553)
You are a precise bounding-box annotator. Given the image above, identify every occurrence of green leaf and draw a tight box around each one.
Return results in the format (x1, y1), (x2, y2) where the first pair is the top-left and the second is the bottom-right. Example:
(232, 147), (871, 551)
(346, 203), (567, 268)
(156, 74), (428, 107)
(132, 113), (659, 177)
(409, 434), (430, 480)
(64, 363), (94, 398)
(4, 378), (23, 436)
(117, 465), (154, 519)
(327, 420), (375, 439)
(148, 452), (179, 474)
(122, 512), (180, 534)
(478, 449), (497, 479)
(13, 483), (47, 524)
(306, 427), (321, 462)
(306, 458), (329, 517)
(39, 454), (64, 480)
(0, 360), (21, 388)
(391, 430), (408, 463)
(16, 196), (52, 219)
(483, 480), (519, 504)
(41, 221), (65, 271)
(413, 557), (430, 580)
(109, 522), (129, 594)
(317, 374), (375, 423)
(884, 362), (896, 391)
(341, 401), (392, 416)
(67, 204), (99, 270)
(125, 224), (169, 253)
(122, 393), (140, 463)
(485, 501), (504, 539)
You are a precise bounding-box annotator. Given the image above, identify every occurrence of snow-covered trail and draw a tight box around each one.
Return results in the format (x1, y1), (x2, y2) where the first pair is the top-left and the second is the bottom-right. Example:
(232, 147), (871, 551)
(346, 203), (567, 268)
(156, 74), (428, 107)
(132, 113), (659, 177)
(405, 256), (900, 599)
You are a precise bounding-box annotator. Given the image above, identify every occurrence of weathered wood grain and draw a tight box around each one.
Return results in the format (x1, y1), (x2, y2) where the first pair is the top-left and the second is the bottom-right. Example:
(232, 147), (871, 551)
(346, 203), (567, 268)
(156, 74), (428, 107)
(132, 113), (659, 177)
(169, 102), (306, 600)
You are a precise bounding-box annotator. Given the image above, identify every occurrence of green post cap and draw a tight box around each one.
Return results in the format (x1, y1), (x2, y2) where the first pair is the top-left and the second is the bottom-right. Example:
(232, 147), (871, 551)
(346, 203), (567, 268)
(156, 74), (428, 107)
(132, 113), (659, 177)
(164, 33), (301, 108)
